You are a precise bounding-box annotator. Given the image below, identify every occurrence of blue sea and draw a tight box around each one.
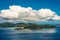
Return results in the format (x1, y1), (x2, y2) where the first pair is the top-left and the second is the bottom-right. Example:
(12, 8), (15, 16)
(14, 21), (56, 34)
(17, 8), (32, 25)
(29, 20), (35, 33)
(0, 27), (60, 40)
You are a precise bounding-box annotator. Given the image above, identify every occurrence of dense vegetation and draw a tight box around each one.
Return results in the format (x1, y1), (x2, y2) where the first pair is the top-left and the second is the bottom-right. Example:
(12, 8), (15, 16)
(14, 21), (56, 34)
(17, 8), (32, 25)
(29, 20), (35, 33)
(0, 22), (57, 30)
(0, 22), (15, 27)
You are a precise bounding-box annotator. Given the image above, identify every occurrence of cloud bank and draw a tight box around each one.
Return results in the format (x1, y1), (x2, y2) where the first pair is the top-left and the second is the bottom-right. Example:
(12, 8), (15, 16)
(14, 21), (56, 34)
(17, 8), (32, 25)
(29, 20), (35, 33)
(0, 5), (60, 22)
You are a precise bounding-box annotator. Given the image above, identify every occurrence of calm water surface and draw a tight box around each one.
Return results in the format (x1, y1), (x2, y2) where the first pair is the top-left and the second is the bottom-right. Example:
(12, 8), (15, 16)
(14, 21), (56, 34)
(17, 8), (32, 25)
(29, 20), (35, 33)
(0, 27), (60, 40)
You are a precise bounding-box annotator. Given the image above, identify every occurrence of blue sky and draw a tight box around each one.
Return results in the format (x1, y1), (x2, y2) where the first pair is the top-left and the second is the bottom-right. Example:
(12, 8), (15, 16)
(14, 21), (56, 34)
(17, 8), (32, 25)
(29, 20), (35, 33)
(0, 0), (60, 16)
(0, 0), (60, 24)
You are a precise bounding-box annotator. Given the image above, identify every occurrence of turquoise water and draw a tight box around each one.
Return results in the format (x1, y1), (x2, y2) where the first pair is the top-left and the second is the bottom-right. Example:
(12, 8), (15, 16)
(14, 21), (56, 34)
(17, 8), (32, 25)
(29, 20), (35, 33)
(0, 27), (60, 40)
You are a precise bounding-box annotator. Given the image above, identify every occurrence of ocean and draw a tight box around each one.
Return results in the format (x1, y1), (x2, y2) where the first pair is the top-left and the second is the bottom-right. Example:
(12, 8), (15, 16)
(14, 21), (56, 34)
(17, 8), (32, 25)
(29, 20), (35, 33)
(0, 27), (60, 40)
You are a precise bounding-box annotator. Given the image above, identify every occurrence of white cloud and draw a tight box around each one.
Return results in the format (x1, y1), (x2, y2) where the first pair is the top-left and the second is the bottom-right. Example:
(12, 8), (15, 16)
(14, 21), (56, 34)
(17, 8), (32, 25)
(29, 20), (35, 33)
(0, 5), (60, 22)
(38, 8), (56, 18)
(53, 15), (60, 20)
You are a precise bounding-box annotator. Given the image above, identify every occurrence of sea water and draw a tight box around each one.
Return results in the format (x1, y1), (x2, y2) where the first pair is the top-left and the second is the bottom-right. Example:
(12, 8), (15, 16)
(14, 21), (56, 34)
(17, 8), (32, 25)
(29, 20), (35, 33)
(0, 27), (60, 40)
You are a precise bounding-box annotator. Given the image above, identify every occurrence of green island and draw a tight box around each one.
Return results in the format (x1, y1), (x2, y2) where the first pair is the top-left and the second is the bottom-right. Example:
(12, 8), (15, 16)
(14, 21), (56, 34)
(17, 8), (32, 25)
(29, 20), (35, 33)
(0, 22), (57, 30)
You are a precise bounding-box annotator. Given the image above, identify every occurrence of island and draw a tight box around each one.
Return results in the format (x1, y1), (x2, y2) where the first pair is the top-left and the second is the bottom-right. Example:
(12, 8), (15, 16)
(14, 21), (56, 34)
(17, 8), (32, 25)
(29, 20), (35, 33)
(0, 22), (57, 30)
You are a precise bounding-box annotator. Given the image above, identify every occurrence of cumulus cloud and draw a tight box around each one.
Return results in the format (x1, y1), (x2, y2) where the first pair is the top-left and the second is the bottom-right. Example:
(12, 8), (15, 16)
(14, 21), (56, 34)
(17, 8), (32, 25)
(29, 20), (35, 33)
(0, 5), (60, 22)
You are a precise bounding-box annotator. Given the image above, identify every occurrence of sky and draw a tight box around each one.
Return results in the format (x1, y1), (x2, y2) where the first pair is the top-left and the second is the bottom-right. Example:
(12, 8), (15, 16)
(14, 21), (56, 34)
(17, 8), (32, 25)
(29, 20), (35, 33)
(0, 0), (60, 24)
(0, 0), (60, 15)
